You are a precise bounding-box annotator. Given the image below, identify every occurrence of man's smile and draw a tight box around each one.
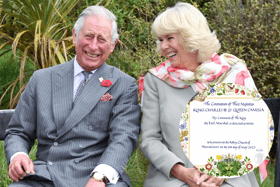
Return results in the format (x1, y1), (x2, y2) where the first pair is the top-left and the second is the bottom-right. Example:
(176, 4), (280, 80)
(85, 51), (100, 58)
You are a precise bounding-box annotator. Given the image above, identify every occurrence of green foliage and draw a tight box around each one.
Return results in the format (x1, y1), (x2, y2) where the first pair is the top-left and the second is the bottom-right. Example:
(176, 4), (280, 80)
(99, 0), (168, 78)
(0, 46), (19, 109)
(0, 0), (78, 108)
(0, 0), (279, 102)
(208, 0), (280, 98)
(255, 161), (275, 187)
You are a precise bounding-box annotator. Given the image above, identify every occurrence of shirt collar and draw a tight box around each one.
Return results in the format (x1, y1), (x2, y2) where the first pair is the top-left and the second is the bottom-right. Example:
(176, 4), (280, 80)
(74, 56), (97, 76)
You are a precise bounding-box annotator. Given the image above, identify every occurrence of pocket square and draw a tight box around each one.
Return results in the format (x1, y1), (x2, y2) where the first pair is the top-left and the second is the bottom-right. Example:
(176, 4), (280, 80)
(100, 93), (113, 101)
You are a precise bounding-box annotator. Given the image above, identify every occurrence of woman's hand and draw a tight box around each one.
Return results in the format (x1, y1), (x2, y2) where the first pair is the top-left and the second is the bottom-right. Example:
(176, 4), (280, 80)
(171, 164), (224, 187)
(197, 174), (225, 187)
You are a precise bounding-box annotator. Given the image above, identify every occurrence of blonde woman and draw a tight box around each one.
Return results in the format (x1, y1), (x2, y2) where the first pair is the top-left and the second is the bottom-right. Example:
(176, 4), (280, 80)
(140, 2), (259, 187)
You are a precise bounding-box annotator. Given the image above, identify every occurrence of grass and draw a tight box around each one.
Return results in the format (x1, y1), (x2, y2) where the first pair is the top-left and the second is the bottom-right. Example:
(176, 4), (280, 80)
(0, 141), (12, 187)
(0, 139), (276, 187)
(125, 147), (150, 187)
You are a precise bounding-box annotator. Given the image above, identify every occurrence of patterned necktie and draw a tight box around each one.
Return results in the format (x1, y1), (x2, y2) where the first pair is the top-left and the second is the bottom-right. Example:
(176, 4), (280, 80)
(73, 71), (92, 106)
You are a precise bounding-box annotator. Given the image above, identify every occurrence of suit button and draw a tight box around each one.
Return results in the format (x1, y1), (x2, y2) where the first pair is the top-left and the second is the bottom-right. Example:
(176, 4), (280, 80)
(88, 125), (93, 130)
(79, 144), (83, 148)
(48, 161), (53, 166)
(74, 159), (79, 163)
(54, 142), (58, 146)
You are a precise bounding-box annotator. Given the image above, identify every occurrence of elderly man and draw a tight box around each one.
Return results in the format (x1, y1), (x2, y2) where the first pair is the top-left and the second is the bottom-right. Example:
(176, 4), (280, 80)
(4, 6), (141, 187)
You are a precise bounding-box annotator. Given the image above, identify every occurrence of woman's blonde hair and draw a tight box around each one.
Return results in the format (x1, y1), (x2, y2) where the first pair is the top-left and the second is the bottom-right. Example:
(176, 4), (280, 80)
(152, 2), (220, 62)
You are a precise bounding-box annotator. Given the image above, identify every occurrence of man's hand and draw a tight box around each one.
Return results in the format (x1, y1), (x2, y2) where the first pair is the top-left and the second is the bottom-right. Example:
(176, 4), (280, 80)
(8, 154), (35, 182)
(171, 164), (223, 187)
(85, 178), (106, 187)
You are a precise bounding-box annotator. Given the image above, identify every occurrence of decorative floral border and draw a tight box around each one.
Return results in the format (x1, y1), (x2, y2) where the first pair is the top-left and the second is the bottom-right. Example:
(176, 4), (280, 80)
(191, 83), (262, 102)
(199, 154), (253, 177)
(179, 83), (274, 177)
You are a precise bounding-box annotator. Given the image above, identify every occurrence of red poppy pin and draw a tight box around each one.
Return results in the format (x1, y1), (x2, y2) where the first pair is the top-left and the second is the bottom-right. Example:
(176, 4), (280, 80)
(99, 77), (112, 87)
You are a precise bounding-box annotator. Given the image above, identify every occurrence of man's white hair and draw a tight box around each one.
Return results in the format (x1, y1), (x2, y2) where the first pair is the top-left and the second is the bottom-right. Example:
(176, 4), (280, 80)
(73, 6), (119, 44)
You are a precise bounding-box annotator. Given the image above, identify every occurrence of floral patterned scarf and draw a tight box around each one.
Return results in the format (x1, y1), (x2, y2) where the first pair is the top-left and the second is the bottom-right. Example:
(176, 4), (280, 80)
(148, 53), (256, 92)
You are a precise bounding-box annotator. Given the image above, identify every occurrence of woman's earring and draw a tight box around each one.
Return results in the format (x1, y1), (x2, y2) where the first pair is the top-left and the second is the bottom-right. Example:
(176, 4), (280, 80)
(190, 48), (196, 52)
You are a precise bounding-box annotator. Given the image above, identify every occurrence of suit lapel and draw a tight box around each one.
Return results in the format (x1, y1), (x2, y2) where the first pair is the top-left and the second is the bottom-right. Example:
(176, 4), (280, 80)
(52, 60), (74, 132)
(57, 63), (118, 138)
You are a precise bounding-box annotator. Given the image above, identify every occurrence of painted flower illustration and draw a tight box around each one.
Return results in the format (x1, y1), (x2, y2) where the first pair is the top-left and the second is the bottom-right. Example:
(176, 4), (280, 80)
(241, 90), (245, 95)
(216, 155), (222, 161)
(179, 130), (188, 142)
(179, 122), (187, 129)
(256, 94), (261, 99)
(210, 87), (216, 94)
(236, 155), (242, 160)
(227, 84), (235, 90)
(199, 154), (252, 177)
(246, 163), (253, 170)
(101, 79), (113, 87)
(205, 163), (212, 170)
(181, 142), (188, 150)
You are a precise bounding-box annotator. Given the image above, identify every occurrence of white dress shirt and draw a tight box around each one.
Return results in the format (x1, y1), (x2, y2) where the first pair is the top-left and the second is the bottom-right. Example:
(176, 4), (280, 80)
(11, 56), (119, 184)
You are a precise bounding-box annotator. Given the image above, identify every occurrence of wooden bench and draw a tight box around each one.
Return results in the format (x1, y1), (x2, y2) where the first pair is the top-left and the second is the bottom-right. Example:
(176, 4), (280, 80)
(0, 109), (14, 140)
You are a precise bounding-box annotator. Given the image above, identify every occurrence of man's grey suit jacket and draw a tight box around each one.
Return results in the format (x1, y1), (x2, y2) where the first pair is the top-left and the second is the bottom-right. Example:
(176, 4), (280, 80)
(4, 59), (141, 187)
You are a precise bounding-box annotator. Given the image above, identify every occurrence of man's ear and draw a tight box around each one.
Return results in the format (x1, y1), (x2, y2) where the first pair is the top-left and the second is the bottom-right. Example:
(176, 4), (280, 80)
(72, 29), (77, 45)
(110, 39), (118, 52)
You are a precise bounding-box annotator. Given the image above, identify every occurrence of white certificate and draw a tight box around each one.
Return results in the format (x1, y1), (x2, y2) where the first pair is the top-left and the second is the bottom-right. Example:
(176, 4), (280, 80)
(179, 84), (274, 178)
